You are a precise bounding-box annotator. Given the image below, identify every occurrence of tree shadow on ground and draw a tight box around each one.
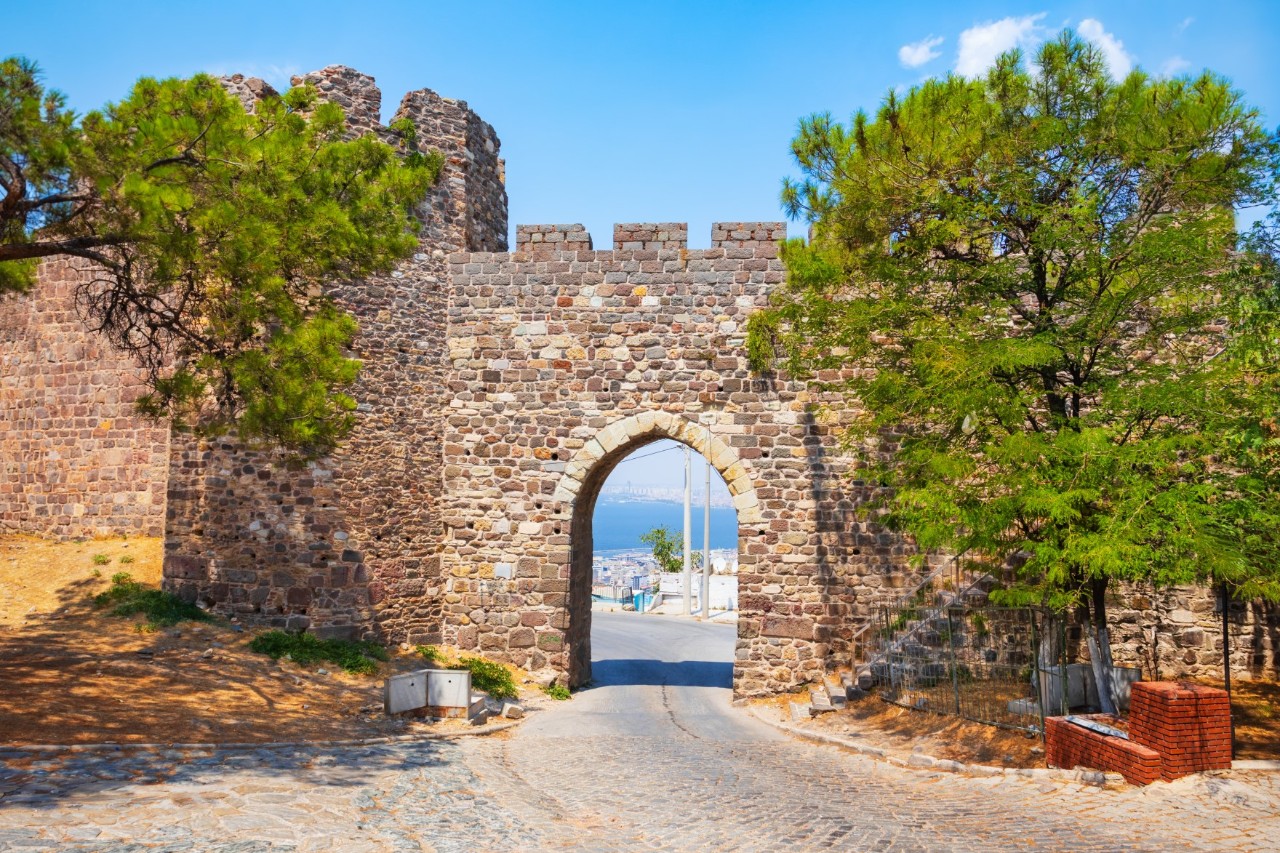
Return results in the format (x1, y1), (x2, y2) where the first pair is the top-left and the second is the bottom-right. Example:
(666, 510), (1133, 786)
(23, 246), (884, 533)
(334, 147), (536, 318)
(0, 736), (458, 811)
(585, 658), (733, 689)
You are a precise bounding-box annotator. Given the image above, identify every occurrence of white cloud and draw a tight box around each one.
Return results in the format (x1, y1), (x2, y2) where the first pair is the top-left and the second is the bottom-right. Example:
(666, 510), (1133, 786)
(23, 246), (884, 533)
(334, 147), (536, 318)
(899, 35), (945, 68)
(1078, 19), (1134, 78)
(955, 13), (1047, 77)
(1161, 56), (1192, 77)
(1177, 17), (1194, 34)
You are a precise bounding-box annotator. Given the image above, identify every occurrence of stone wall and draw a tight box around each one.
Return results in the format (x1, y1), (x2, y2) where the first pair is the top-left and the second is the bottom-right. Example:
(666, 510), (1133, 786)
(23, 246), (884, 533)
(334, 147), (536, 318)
(1082, 584), (1279, 683)
(163, 67), (507, 641)
(6, 64), (1253, 695)
(440, 222), (920, 695)
(0, 258), (169, 538)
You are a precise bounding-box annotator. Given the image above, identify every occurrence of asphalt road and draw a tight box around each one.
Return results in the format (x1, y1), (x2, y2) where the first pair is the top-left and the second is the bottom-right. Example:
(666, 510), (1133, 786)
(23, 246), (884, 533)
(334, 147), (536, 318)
(522, 611), (778, 742)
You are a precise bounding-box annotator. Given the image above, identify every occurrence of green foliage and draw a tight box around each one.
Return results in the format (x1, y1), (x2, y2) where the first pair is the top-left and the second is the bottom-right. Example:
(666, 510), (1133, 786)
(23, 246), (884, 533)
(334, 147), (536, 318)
(751, 30), (1280, 619)
(118, 555), (134, 564)
(0, 57), (76, 295)
(92, 572), (211, 628)
(457, 655), (519, 700)
(248, 630), (389, 675)
(415, 645), (520, 699)
(91, 553), (111, 566)
(0, 58), (442, 453)
(415, 644), (446, 665)
(639, 525), (702, 573)
(542, 684), (571, 701)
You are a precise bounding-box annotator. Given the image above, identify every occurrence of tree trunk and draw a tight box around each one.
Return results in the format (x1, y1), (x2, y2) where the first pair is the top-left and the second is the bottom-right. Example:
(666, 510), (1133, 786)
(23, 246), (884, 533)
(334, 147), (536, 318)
(1036, 611), (1063, 713)
(1220, 581), (1236, 759)
(1087, 576), (1117, 715)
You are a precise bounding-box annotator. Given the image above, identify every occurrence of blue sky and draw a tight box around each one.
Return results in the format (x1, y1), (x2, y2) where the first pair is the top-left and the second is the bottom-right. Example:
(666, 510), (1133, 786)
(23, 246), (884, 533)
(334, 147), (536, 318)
(6, 0), (1279, 491)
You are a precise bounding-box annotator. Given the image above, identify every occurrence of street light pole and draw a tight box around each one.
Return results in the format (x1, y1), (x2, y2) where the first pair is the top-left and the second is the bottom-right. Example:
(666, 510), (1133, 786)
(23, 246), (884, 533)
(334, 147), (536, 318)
(682, 444), (692, 616)
(702, 427), (711, 619)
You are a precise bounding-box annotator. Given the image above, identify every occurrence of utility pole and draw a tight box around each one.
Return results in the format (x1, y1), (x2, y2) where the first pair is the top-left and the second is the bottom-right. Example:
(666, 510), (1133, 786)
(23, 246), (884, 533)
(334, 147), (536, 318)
(682, 445), (692, 616)
(702, 429), (711, 619)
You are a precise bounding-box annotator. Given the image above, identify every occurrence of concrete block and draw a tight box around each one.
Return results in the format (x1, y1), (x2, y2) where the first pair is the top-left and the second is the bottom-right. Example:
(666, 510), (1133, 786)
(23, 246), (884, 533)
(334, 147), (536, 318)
(426, 669), (471, 709)
(384, 670), (428, 715)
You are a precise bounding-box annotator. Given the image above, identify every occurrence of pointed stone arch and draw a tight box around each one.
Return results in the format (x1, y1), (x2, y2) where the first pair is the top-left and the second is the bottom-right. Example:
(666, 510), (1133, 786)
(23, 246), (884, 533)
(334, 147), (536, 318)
(552, 410), (763, 687)
(551, 409), (763, 525)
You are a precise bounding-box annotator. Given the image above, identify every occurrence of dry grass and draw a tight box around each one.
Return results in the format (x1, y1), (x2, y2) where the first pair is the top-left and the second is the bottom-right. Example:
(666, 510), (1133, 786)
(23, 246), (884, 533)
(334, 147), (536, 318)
(1198, 678), (1280, 761)
(0, 536), (528, 746)
(815, 692), (1046, 766)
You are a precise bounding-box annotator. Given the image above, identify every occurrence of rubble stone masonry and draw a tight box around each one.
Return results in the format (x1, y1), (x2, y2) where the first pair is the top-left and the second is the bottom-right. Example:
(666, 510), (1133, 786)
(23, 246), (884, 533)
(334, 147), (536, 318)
(0, 258), (169, 537)
(163, 67), (506, 642)
(440, 222), (912, 694)
(1, 66), (1273, 695)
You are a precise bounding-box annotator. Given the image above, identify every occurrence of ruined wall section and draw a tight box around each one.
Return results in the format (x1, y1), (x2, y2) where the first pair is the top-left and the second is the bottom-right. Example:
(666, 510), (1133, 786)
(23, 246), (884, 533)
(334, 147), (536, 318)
(163, 67), (506, 642)
(441, 222), (920, 695)
(0, 258), (169, 537)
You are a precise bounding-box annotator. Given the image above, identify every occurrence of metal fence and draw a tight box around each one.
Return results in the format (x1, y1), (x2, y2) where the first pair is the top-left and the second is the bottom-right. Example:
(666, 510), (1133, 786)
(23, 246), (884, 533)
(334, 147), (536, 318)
(868, 602), (1070, 735)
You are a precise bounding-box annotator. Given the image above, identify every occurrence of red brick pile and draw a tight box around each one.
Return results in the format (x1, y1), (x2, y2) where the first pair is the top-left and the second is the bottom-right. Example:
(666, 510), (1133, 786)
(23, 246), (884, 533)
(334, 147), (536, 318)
(1045, 681), (1232, 785)
(1128, 681), (1233, 781)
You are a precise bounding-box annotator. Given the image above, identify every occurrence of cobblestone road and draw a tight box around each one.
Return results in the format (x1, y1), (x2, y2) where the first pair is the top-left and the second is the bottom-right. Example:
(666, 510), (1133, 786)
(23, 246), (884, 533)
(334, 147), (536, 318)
(0, 613), (1275, 851)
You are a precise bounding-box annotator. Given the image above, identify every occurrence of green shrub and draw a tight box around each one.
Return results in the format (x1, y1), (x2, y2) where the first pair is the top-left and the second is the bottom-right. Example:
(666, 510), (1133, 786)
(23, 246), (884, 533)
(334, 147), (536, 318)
(457, 655), (518, 700)
(415, 644), (446, 665)
(92, 573), (210, 628)
(118, 555), (134, 565)
(542, 684), (571, 701)
(91, 554), (111, 566)
(248, 630), (388, 675)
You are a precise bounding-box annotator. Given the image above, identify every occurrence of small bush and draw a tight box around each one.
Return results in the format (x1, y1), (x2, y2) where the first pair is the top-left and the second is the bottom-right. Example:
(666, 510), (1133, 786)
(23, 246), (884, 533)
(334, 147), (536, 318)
(413, 646), (519, 699)
(118, 555), (134, 565)
(458, 655), (519, 700)
(416, 644), (446, 665)
(91, 554), (111, 566)
(249, 630), (388, 676)
(92, 573), (210, 628)
(542, 684), (571, 701)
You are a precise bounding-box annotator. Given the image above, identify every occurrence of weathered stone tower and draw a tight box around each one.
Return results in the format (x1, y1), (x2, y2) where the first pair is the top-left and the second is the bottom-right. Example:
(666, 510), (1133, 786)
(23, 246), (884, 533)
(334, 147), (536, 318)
(163, 67), (507, 644)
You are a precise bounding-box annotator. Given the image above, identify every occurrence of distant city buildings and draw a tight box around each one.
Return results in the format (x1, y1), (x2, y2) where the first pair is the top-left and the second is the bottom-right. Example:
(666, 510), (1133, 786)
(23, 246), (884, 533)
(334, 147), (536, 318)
(592, 548), (738, 590)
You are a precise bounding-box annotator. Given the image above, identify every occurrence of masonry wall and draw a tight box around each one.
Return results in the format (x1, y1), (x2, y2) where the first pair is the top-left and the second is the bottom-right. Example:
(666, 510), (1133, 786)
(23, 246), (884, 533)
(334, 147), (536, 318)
(1076, 584), (1279, 684)
(163, 67), (506, 641)
(440, 223), (920, 695)
(0, 258), (169, 537)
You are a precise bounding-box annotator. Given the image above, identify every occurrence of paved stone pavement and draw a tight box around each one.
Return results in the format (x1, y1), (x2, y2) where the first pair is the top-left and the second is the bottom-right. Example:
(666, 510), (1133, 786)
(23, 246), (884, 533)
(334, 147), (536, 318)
(0, 613), (1276, 852)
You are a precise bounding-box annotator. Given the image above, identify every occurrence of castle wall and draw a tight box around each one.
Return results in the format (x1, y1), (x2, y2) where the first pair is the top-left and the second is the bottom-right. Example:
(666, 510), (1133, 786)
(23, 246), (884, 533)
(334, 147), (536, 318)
(0, 258), (169, 538)
(162, 68), (506, 641)
(439, 222), (919, 695)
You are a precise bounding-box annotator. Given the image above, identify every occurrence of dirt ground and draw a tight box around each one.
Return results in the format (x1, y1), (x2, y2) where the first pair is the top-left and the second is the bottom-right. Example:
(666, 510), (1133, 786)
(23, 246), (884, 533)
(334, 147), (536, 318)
(771, 691), (1048, 767)
(2, 535), (1275, 758)
(778, 679), (1279, 767)
(0, 535), (533, 746)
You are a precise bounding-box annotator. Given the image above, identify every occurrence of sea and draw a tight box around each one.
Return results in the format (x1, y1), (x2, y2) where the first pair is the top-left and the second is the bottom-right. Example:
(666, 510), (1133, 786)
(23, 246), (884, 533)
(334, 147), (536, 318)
(591, 497), (738, 554)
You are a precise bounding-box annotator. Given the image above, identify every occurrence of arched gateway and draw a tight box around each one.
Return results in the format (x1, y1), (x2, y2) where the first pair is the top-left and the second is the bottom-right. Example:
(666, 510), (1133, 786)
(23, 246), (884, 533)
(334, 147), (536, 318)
(437, 223), (901, 696)
(3, 68), (1267, 701)
(553, 411), (761, 685)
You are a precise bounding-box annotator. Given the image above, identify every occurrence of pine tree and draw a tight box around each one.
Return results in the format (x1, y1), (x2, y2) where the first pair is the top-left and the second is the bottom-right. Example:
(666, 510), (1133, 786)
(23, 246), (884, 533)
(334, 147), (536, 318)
(0, 58), (440, 451)
(749, 32), (1280, 709)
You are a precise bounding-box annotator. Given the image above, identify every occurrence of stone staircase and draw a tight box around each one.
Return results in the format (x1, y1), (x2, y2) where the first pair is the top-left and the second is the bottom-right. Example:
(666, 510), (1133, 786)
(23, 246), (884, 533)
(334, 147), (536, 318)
(801, 560), (999, 718)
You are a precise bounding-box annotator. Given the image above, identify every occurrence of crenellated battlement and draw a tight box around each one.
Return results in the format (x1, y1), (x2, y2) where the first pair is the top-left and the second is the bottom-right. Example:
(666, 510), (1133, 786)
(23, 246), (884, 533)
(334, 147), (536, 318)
(504, 221), (785, 259)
